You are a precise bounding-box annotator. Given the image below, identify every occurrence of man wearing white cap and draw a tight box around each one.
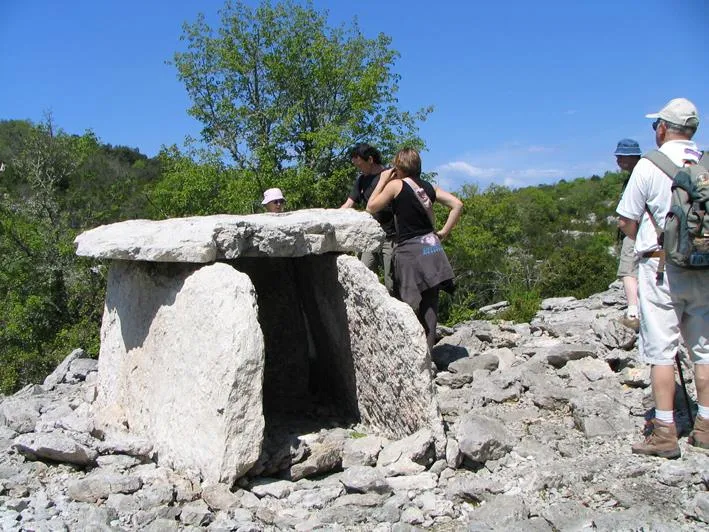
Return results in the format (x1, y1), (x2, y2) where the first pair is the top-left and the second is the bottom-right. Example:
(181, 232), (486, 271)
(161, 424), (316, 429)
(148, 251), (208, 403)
(262, 187), (286, 213)
(617, 97), (708, 458)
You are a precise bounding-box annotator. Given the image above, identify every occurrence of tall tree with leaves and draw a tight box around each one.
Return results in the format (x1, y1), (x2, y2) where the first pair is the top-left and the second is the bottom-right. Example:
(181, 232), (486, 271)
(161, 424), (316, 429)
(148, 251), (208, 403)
(172, 0), (430, 205)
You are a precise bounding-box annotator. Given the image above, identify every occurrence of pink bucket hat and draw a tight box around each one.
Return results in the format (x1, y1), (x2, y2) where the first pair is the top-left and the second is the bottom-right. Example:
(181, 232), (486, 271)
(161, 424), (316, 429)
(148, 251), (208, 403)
(262, 188), (285, 205)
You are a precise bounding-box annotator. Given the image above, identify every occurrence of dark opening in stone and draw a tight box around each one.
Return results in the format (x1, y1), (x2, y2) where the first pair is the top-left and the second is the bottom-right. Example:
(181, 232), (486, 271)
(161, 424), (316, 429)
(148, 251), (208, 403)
(232, 255), (360, 433)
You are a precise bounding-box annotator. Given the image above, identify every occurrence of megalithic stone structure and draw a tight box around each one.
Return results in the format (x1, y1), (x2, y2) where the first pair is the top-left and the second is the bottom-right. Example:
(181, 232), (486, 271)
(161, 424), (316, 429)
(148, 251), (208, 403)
(75, 209), (445, 485)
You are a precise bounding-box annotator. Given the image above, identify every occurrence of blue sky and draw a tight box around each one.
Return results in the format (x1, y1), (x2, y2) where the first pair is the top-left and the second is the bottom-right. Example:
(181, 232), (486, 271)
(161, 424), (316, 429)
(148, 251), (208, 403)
(1, 0), (708, 193)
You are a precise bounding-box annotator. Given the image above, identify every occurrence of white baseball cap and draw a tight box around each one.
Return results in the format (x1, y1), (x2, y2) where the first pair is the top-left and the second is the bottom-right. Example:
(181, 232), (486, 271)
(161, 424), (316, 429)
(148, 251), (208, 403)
(262, 187), (285, 205)
(646, 98), (699, 128)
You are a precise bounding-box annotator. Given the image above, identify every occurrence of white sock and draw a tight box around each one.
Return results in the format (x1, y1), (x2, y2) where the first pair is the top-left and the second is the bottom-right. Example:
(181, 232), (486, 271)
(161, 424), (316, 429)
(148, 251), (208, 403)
(626, 305), (638, 319)
(698, 405), (709, 420)
(655, 409), (674, 424)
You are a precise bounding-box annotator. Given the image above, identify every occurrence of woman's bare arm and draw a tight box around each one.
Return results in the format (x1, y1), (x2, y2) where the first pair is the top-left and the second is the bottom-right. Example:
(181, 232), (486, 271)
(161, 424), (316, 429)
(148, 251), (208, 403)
(434, 187), (463, 240)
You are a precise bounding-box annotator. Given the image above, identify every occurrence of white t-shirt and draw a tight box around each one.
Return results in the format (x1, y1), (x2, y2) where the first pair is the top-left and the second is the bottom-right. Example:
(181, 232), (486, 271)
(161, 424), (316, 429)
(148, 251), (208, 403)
(616, 139), (701, 254)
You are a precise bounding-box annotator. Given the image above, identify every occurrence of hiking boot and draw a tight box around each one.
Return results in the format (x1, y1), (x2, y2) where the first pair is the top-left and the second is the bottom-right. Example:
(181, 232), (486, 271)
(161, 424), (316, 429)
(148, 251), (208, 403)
(631, 418), (680, 459)
(689, 415), (709, 449)
(619, 315), (640, 332)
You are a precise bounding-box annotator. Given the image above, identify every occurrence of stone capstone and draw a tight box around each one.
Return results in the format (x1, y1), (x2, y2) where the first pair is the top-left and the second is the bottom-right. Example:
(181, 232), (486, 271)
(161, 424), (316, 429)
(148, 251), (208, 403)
(74, 209), (384, 262)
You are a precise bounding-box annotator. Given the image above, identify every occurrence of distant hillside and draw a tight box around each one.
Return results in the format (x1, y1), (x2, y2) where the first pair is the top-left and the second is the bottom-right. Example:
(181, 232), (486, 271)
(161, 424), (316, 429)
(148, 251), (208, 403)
(438, 172), (625, 325)
(0, 117), (626, 393)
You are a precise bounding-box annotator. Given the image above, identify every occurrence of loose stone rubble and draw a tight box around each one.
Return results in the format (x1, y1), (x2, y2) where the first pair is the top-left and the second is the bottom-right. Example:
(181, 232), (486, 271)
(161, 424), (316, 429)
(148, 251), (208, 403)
(2, 280), (708, 530)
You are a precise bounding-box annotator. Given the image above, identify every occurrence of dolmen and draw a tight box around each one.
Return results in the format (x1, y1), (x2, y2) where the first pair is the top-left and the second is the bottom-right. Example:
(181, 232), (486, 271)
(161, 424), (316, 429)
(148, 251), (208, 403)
(74, 209), (444, 486)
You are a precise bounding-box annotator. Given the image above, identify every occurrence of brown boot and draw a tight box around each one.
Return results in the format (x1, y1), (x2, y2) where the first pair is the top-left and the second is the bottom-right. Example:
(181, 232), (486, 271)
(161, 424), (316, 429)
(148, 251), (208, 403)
(689, 415), (709, 449)
(631, 418), (680, 459)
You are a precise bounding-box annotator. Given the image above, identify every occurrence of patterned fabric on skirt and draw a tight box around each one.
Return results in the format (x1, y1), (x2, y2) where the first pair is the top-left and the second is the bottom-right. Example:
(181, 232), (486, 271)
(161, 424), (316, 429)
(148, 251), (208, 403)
(394, 232), (454, 310)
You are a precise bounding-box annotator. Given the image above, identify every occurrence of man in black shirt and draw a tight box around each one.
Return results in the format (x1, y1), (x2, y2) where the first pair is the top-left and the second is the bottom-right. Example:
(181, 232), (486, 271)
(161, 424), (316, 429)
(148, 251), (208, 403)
(340, 143), (396, 294)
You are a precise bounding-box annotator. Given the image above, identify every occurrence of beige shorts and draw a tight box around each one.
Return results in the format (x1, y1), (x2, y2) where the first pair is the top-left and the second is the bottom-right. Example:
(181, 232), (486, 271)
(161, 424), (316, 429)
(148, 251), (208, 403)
(617, 237), (638, 279)
(638, 259), (709, 365)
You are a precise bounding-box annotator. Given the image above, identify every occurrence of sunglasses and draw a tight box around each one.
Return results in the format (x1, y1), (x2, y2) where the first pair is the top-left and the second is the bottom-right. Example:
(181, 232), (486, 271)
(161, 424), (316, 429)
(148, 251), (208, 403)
(652, 119), (661, 131)
(272, 199), (285, 205)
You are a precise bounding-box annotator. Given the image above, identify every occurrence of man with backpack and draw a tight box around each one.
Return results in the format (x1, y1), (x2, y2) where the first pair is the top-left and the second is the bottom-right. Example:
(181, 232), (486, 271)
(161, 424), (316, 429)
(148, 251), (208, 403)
(617, 97), (708, 458)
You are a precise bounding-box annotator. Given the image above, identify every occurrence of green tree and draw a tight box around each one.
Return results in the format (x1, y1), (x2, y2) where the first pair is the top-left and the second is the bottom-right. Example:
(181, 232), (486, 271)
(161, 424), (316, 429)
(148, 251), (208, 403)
(172, 0), (430, 207)
(0, 118), (156, 393)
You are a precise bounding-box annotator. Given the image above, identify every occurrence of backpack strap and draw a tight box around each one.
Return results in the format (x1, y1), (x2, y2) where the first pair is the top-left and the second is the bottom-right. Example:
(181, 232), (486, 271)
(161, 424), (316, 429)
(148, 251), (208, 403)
(641, 150), (682, 283)
(402, 177), (436, 228)
(643, 149), (680, 180)
(641, 150), (678, 240)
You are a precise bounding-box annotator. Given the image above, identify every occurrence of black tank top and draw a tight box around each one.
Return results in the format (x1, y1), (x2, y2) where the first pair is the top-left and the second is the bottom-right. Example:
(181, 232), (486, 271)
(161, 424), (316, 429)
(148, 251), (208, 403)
(392, 178), (436, 244)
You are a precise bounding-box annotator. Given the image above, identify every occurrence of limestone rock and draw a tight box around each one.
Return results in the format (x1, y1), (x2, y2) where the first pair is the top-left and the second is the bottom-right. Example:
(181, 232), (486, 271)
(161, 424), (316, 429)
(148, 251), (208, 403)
(96, 432), (154, 458)
(593, 317), (637, 350)
(570, 392), (636, 437)
(448, 353), (499, 376)
(561, 357), (614, 383)
(43, 348), (88, 388)
(335, 256), (445, 452)
(539, 297), (578, 310)
(0, 399), (40, 434)
(340, 466), (391, 494)
(93, 261), (264, 485)
(74, 209), (384, 262)
(180, 499), (213, 526)
(65, 358), (99, 383)
(456, 413), (516, 463)
(690, 492), (709, 524)
(201, 483), (239, 511)
(376, 429), (435, 476)
(289, 441), (343, 481)
(544, 343), (597, 368)
(67, 472), (142, 502)
(467, 494), (529, 528)
(385, 472), (437, 492)
(342, 435), (385, 468)
(13, 431), (98, 465)
(445, 438), (462, 468)
(249, 478), (295, 499)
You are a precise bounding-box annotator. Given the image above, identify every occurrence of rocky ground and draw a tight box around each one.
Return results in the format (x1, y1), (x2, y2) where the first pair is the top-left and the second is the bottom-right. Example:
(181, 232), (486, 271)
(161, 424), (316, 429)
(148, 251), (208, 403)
(1, 281), (708, 531)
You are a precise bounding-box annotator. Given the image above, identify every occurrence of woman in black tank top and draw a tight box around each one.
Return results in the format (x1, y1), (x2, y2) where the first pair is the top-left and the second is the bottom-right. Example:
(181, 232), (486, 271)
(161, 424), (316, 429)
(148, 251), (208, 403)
(366, 148), (463, 351)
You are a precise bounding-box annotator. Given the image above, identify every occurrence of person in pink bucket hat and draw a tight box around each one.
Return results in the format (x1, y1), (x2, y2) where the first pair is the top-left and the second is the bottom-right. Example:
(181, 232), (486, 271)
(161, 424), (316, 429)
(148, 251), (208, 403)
(262, 187), (286, 213)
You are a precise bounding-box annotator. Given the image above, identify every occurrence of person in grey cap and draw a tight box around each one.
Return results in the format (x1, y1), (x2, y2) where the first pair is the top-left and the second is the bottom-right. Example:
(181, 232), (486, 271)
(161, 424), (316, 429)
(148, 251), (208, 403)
(614, 139), (642, 331)
(617, 97), (708, 459)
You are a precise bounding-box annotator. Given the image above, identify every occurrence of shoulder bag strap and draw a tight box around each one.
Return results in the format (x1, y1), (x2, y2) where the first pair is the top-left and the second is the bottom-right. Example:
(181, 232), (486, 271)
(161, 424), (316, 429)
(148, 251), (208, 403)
(402, 177), (435, 227)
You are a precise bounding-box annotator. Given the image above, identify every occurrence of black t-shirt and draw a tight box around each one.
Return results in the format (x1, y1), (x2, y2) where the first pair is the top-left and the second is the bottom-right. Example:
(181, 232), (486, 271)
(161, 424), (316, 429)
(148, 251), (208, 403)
(349, 172), (396, 238)
(392, 178), (436, 244)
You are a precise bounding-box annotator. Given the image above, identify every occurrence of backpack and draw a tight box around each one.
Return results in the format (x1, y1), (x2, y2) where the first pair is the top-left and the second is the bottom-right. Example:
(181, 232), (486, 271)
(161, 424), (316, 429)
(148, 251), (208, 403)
(644, 149), (709, 270)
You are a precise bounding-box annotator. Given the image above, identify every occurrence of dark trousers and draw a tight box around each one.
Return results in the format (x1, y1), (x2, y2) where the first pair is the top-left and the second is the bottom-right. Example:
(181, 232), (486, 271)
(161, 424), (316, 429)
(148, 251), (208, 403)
(419, 288), (439, 351)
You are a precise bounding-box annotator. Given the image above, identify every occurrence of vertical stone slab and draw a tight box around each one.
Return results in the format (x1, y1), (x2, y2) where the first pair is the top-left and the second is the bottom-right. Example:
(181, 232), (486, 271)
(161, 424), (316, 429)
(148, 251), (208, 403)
(94, 261), (264, 485)
(303, 255), (445, 452)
